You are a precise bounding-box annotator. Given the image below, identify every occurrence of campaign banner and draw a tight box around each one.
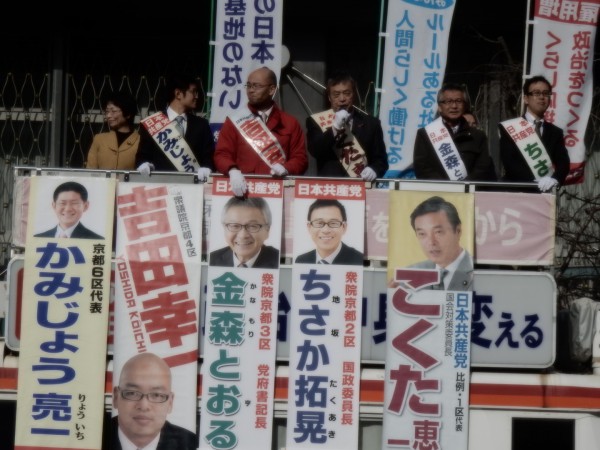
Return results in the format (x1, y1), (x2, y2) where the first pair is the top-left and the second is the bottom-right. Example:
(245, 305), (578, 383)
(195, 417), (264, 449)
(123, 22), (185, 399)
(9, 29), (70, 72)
(474, 191), (556, 265)
(530, 0), (600, 184)
(286, 179), (365, 450)
(200, 177), (283, 450)
(112, 182), (202, 447)
(379, 0), (457, 177)
(209, 0), (284, 138)
(15, 176), (115, 450)
(383, 273), (471, 450)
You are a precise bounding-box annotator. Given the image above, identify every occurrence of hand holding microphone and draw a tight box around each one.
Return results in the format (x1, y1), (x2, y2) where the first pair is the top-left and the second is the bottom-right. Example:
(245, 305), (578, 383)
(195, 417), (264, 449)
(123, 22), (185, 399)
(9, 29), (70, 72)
(333, 109), (350, 132)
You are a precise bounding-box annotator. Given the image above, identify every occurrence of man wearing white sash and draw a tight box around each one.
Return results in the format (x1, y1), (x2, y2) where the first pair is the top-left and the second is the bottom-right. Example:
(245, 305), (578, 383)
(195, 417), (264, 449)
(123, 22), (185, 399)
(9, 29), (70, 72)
(136, 73), (214, 181)
(413, 83), (496, 182)
(306, 70), (388, 180)
(214, 66), (308, 196)
(499, 75), (570, 192)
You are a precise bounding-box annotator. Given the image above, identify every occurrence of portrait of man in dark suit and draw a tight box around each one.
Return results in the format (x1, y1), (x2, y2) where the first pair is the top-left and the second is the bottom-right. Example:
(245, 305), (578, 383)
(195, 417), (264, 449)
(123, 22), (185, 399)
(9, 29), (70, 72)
(209, 196), (280, 268)
(34, 181), (104, 239)
(295, 198), (363, 266)
(110, 352), (197, 450)
(409, 196), (473, 291)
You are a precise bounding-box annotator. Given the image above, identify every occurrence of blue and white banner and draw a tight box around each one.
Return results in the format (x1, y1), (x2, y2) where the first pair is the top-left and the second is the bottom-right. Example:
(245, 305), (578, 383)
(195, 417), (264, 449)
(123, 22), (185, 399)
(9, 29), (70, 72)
(379, 0), (457, 177)
(209, 0), (284, 138)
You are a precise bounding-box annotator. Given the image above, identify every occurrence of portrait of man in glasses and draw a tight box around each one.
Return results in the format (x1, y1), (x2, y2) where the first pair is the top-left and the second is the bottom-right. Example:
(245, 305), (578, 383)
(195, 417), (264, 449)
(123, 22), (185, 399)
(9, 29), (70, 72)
(295, 198), (364, 266)
(209, 196), (280, 268)
(110, 352), (197, 450)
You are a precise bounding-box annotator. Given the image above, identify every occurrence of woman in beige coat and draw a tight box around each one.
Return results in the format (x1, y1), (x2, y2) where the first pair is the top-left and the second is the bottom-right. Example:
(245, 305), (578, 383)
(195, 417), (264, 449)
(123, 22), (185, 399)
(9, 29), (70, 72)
(86, 91), (140, 169)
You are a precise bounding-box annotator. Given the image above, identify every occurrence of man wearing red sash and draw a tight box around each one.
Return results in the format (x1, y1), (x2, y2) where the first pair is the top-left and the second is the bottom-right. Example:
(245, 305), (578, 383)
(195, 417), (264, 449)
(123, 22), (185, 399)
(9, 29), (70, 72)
(136, 73), (214, 180)
(213, 66), (308, 196)
(499, 75), (570, 192)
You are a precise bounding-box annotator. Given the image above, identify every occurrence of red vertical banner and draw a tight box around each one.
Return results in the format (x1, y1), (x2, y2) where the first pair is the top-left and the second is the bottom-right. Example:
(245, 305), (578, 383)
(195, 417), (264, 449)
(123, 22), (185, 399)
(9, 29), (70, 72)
(530, 0), (600, 183)
(112, 182), (202, 449)
(287, 179), (365, 450)
(16, 176), (115, 449)
(200, 177), (283, 450)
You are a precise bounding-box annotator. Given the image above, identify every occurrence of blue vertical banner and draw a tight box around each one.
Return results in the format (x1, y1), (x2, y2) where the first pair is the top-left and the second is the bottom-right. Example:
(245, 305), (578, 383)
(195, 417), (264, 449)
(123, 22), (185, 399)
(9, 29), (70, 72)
(209, 0), (284, 137)
(379, 0), (457, 177)
(287, 179), (365, 450)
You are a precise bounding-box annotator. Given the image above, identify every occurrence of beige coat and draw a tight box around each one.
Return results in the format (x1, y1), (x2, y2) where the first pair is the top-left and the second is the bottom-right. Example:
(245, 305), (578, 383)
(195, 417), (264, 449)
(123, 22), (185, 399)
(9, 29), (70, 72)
(86, 130), (140, 169)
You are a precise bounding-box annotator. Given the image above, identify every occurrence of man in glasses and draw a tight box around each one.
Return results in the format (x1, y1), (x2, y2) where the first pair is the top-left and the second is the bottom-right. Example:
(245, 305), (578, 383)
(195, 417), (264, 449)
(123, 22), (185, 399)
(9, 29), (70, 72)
(413, 83), (496, 182)
(305, 70), (388, 181)
(499, 75), (570, 192)
(34, 181), (103, 239)
(209, 196), (280, 268)
(110, 352), (197, 450)
(136, 73), (214, 181)
(213, 66), (308, 197)
(295, 198), (363, 266)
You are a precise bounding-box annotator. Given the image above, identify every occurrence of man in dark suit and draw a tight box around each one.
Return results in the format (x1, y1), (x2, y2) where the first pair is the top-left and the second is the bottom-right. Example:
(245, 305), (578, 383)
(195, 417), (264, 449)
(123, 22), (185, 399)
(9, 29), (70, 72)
(136, 73), (214, 180)
(295, 198), (363, 266)
(209, 196), (280, 268)
(110, 352), (197, 450)
(306, 70), (388, 180)
(409, 196), (473, 291)
(499, 75), (570, 192)
(34, 181), (103, 239)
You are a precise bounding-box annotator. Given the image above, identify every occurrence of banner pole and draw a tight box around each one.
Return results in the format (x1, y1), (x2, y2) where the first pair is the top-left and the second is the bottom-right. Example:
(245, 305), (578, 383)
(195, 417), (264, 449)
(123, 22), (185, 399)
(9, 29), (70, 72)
(373, 0), (387, 117)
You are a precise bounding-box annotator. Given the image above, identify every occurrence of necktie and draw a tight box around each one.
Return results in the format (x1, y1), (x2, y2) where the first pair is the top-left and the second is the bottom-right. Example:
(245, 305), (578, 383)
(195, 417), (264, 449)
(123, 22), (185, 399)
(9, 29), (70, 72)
(434, 269), (448, 290)
(259, 112), (268, 123)
(239, 263), (248, 268)
(320, 259), (329, 264)
(534, 119), (542, 138)
(59, 231), (68, 238)
(175, 115), (185, 135)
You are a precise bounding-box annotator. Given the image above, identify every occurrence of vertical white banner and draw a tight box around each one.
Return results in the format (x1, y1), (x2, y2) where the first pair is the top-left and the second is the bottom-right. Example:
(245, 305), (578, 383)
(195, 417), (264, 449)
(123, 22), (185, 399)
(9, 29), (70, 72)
(529, 0), (600, 184)
(113, 182), (202, 448)
(379, 0), (457, 177)
(200, 177), (282, 450)
(383, 274), (471, 450)
(287, 179), (365, 450)
(209, 0), (283, 135)
(16, 176), (115, 450)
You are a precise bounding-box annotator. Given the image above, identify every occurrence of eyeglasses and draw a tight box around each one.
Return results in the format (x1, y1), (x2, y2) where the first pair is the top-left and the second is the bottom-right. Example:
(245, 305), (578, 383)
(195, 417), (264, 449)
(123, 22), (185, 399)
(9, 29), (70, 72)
(244, 83), (272, 90)
(55, 201), (84, 208)
(104, 108), (122, 116)
(309, 220), (344, 229)
(330, 90), (353, 99)
(224, 223), (267, 233)
(118, 388), (170, 403)
(527, 90), (552, 98)
(438, 99), (464, 105)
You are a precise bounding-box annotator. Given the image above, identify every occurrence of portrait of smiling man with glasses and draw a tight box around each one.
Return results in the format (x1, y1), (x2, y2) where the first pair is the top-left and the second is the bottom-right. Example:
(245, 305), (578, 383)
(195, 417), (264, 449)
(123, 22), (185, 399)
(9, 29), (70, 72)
(34, 181), (104, 239)
(110, 352), (197, 450)
(295, 198), (364, 266)
(209, 196), (280, 268)
(413, 82), (497, 182)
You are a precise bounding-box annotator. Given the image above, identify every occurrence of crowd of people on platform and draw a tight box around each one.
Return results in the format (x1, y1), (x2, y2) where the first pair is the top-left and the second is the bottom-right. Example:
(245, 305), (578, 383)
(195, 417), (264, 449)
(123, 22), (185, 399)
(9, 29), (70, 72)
(86, 70), (569, 194)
